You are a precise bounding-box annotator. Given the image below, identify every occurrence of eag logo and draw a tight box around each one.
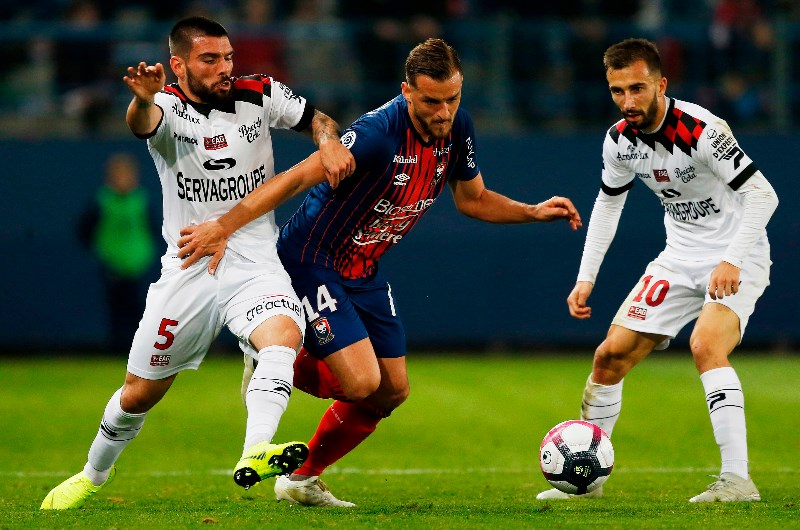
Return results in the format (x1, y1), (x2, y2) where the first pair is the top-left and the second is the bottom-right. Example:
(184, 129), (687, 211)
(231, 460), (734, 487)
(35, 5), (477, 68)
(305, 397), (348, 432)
(150, 354), (171, 366)
(627, 306), (647, 320)
(204, 134), (228, 150)
(653, 169), (670, 182)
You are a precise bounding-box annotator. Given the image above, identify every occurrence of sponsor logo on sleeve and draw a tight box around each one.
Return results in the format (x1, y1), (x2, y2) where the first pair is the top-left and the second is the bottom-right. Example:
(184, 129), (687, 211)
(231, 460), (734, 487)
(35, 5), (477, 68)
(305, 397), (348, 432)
(341, 130), (356, 149)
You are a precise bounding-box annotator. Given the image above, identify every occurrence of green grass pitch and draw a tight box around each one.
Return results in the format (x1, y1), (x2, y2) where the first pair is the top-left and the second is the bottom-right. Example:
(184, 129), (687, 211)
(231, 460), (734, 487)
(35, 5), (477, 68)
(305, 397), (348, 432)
(1, 352), (798, 529)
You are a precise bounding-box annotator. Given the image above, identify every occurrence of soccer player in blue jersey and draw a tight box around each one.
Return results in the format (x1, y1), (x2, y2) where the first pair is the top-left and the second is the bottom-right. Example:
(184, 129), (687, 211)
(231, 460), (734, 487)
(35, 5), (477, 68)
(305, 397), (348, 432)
(177, 38), (582, 506)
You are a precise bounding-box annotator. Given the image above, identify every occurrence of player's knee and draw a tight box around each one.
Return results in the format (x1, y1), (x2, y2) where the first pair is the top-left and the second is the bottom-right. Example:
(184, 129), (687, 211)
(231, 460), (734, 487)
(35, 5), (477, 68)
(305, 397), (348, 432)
(386, 384), (409, 409)
(592, 340), (635, 382)
(120, 386), (157, 414)
(251, 315), (303, 351)
(689, 335), (728, 372)
(340, 371), (381, 401)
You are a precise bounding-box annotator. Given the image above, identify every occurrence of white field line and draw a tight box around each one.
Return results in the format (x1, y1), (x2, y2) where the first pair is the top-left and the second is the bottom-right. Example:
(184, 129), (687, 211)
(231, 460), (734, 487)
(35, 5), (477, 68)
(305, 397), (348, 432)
(3, 466), (798, 478)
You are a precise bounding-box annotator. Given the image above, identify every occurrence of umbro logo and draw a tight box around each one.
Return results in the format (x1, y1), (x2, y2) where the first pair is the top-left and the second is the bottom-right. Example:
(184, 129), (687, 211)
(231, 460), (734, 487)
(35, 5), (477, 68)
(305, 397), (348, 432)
(394, 173), (411, 186)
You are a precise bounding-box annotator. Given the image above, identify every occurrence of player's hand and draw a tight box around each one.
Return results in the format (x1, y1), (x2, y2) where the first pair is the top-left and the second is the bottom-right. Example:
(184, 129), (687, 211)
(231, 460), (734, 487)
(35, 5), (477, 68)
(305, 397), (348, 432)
(567, 281), (594, 319)
(123, 62), (166, 100)
(533, 196), (583, 230)
(707, 261), (741, 300)
(177, 221), (229, 275)
(319, 139), (355, 189)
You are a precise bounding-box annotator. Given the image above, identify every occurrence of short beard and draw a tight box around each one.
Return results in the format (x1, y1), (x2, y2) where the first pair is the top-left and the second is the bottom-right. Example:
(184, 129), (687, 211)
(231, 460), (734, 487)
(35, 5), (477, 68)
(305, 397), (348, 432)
(626, 95), (660, 131)
(414, 110), (451, 140)
(187, 69), (232, 106)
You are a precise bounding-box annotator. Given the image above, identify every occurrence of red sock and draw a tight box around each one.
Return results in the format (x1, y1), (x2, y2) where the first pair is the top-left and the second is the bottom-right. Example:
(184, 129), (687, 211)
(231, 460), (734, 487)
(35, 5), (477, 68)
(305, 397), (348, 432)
(293, 347), (347, 400)
(296, 400), (388, 476)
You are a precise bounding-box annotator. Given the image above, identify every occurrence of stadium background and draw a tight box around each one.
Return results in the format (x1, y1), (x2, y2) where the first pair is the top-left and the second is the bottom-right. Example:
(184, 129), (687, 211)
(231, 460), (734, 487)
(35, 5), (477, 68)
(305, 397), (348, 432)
(1, 0), (798, 352)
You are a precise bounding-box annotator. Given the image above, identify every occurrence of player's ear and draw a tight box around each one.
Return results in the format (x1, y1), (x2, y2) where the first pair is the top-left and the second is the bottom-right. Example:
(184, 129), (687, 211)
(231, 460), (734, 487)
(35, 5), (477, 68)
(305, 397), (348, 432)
(170, 56), (184, 79)
(401, 81), (411, 102)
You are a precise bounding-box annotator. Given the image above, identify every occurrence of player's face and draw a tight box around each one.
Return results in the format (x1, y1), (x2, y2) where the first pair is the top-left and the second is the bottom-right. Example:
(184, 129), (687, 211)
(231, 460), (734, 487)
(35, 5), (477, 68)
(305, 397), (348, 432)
(402, 72), (462, 142)
(174, 35), (234, 105)
(607, 59), (667, 132)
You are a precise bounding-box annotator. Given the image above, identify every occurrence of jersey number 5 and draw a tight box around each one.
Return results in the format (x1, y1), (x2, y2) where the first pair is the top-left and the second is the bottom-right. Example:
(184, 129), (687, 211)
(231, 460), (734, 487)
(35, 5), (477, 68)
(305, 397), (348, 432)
(633, 275), (670, 306)
(154, 318), (179, 350)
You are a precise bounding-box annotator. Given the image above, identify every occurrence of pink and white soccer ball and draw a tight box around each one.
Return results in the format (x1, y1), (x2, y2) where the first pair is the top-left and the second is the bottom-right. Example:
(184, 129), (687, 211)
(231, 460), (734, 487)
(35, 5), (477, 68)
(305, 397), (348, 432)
(539, 420), (614, 494)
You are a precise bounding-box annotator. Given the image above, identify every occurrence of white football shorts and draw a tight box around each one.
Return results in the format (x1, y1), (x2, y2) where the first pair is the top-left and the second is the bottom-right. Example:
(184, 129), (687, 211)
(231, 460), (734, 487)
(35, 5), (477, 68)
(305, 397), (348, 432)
(127, 251), (305, 379)
(611, 249), (770, 343)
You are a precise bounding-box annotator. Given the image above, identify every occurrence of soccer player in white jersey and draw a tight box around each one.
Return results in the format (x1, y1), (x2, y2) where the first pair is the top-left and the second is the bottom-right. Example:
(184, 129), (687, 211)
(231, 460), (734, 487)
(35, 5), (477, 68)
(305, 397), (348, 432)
(41, 16), (354, 510)
(536, 38), (778, 502)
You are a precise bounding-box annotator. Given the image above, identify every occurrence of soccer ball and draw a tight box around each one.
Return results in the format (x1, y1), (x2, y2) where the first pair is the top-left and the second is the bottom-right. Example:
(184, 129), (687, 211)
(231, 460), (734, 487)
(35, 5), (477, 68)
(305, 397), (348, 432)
(539, 420), (614, 495)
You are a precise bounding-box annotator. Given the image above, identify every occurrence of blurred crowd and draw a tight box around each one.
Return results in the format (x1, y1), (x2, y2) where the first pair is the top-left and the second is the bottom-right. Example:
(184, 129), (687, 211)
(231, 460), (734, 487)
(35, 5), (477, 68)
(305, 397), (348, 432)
(2, 0), (800, 135)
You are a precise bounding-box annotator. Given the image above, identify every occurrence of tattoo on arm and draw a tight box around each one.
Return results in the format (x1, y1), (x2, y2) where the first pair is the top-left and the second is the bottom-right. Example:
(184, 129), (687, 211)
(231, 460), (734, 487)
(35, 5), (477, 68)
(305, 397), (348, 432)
(311, 110), (341, 145)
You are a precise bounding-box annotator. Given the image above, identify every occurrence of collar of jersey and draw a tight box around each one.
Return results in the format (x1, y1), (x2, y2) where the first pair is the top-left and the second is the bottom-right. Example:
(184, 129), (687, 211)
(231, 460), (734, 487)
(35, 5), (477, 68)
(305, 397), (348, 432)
(166, 84), (236, 116)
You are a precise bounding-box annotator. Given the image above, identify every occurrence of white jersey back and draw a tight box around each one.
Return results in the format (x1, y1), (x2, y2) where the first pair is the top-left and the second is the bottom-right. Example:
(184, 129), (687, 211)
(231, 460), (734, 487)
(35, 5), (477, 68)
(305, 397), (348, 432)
(144, 76), (312, 267)
(601, 97), (764, 258)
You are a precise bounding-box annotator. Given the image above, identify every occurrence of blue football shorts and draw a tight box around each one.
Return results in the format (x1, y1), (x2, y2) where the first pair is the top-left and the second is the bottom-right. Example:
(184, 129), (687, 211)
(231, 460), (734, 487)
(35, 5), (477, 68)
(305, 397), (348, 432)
(281, 256), (406, 360)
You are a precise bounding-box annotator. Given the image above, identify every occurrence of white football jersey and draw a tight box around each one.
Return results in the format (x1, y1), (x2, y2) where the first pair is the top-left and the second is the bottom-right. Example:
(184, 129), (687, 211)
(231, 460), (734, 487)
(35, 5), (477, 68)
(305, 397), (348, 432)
(143, 76), (312, 267)
(601, 97), (765, 259)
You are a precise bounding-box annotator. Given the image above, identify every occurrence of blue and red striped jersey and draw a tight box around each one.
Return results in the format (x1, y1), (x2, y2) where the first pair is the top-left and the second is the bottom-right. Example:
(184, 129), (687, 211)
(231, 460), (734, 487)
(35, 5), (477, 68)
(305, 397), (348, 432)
(278, 95), (480, 279)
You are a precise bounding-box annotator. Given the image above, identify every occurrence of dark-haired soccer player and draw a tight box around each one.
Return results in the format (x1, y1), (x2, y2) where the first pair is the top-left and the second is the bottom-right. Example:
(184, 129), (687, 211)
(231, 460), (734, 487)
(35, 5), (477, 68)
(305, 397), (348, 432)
(535, 38), (778, 502)
(41, 16), (354, 510)
(177, 38), (582, 507)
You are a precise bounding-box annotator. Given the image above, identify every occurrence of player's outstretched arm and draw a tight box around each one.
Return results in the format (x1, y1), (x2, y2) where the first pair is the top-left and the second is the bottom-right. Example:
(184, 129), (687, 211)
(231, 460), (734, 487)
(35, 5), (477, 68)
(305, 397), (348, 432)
(567, 281), (594, 319)
(177, 152), (328, 273)
(306, 109), (355, 188)
(450, 173), (582, 230)
(123, 62), (166, 136)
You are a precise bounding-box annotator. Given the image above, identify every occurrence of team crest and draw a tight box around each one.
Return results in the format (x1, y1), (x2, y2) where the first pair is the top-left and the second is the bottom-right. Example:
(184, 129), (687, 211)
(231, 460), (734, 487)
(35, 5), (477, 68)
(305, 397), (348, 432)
(431, 163), (446, 186)
(312, 317), (335, 345)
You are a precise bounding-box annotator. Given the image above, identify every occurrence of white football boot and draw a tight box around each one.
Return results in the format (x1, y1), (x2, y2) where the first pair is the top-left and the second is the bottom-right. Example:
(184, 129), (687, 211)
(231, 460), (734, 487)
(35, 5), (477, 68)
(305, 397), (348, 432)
(275, 475), (355, 507)
(689, 473), (761, 502)
(536, 486), (604, 500)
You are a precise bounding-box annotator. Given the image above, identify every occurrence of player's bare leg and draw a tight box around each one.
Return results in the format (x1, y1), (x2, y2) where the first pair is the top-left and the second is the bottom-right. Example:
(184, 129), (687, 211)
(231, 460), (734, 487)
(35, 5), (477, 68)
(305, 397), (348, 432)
(276, 341), (408, 507)
(689, 303), (759, 502)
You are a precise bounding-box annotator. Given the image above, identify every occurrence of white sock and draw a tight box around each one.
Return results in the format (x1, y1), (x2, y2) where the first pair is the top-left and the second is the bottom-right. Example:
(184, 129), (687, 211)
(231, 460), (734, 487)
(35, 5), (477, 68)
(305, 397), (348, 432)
(243, 345), (296, 452)
(580, 375), (623, 437)
(700, 366), (749, 479)
(85, 388), (146, 486)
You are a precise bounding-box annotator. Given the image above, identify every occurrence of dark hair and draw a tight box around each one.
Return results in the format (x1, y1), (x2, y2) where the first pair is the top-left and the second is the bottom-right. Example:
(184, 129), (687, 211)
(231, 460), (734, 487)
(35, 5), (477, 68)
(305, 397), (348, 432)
(169, 16), (228, 58)
(603, 38), (662, 76)
(404, 38), (463, 86)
